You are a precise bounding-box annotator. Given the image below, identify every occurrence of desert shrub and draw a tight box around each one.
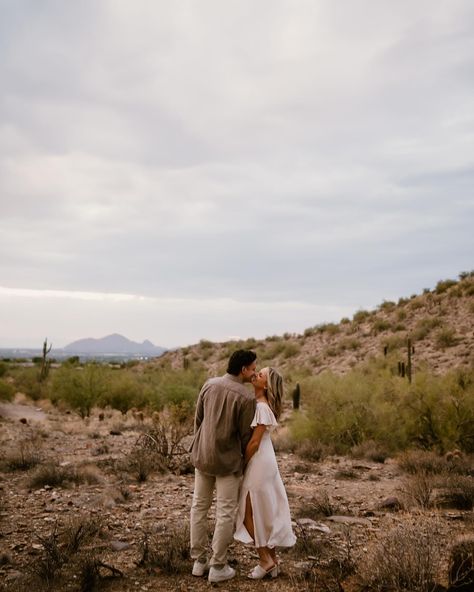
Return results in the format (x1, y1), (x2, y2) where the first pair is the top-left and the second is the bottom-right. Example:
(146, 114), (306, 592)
(409, 298), (425, 310)
(138, 524), (190, 574)
(319, 323), (340, 336)
(28, 515), (114, 589)
(372, 319), (392, 333)
(434, 474), (474, 510)
(28, 462), (100, 489)
(63, 515), (103, 554)
(338, 338), (360, 351)
(4, 436), (42, 471)
(397, 309), (408, 321)
(136, 365), (206, 411)
(401, 473), (436, 508)
(290, 524), (355, 591)
(379, 300), (396, 311)
(0, 361), (8, 377)
(324, 346), (338, 357)
(264, 340), (287, 358)
(449, 537), (474, 590)
(397, 450), (449, 475)
(435, 326), (459, 349)
(358, 520), (443, 591)
(282, 342), (301, 358)
(297, 491), (340, 519)
(11, 366), (45, 400)
(383, 334), (407, 352)
(353, 310), (370, 323)
(31, 525), (64, 584)
(99, 372), (147, 414)
(290, 364), (474, 454)
(351, 440), (389, 463)
(295, 439), (330, 461)
(0, 379), (14, 401)
(131, 404), (193, 474)
(122, 448), (163, 482)
(412, 317), (443, 341)
(435, 278), (458, 294)
(198, 339), (213, 349)
(340, 317), (351, 324)
(52, 364), (108, 418)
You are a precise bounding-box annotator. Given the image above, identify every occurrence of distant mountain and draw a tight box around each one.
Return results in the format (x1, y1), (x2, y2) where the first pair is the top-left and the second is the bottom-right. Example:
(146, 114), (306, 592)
(64, 333), (166, 356)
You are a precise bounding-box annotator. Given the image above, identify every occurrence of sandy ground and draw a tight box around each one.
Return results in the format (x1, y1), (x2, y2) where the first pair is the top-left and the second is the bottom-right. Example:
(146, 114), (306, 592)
(0, 399), (472, 592)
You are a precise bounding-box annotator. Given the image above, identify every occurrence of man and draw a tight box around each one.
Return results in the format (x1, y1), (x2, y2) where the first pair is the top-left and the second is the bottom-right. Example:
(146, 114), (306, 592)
(190, 349), (257, 583)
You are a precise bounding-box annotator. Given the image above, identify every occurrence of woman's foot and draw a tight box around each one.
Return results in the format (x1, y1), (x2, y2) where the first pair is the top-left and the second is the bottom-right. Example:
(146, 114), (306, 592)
(248, 563), (277, 579)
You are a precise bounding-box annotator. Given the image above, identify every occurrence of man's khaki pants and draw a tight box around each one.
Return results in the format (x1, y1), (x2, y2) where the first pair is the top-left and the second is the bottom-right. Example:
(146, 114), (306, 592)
(190, 468), (240, 568)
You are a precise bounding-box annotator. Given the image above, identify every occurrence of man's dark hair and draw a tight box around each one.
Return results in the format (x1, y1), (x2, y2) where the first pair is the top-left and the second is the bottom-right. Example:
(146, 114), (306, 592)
(227, 349), (257, 376)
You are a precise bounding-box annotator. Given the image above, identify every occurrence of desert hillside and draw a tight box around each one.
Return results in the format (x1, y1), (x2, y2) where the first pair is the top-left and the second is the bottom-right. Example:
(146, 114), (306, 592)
(155, 273), (474, 377)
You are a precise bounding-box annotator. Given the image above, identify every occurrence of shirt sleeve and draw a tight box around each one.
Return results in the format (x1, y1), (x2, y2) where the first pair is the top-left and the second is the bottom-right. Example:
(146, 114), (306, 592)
(251, 404), (278, 429)
(194, 381), (208, 433)
(239, 396), (257, 455)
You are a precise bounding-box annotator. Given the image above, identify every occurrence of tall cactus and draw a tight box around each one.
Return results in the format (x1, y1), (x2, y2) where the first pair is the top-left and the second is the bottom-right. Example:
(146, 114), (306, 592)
(39, 337), (52, 382)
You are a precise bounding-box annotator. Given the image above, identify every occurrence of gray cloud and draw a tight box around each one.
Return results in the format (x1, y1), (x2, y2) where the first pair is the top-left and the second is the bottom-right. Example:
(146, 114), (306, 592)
(1, 1), (473, 347)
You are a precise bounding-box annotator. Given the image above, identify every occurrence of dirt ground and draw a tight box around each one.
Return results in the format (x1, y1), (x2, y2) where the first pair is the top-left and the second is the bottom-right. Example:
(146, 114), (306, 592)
(0, 399), (471, 591)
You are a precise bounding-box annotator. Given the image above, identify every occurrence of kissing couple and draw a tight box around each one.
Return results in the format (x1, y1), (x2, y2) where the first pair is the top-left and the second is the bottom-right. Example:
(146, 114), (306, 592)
(189, 349), (296, 582)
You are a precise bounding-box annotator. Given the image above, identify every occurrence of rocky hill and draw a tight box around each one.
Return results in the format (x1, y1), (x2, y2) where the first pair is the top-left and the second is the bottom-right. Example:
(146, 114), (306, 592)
(154, 273), (474, 377)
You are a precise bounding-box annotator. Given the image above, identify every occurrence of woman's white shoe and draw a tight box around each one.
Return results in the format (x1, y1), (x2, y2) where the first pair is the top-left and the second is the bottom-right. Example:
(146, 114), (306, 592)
(248, 564), (277, 579)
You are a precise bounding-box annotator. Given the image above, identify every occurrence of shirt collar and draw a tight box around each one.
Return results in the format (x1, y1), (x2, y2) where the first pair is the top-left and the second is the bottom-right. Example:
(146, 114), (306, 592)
(224, 373), (243, 384)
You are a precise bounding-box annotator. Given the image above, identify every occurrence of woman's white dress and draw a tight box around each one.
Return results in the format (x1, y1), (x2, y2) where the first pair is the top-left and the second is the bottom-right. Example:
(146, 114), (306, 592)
(234, 402), (296, 548)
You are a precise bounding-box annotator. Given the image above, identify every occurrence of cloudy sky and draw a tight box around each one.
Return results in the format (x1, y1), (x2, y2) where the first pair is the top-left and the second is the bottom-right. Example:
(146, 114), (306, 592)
(1, 1), (473, 349)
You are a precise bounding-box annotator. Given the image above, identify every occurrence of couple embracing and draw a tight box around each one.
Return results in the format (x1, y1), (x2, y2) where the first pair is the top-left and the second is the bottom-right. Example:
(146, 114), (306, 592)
(189, 349), (296, 583)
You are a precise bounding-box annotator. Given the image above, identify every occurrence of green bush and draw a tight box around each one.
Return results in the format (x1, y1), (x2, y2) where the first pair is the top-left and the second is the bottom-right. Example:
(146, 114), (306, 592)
(282, 343), (301, 359)
(10, 366), (47, 400)
(289, 363), (474, 453)
(353, 310), (371, 323)
(378, 300), (396, 311)
(100, 372), (147, 414)
(372, 319), (392, 333)
(435, 278), (458, 294)
(51, 364), (108, 418)
(142, 365), (207, 411)
(435, 327), (458, 349)
(0, 361), (8, 377)
(412, 317), (442, 341)
(0, 379), (14, 401)
(264, 340), (287, 358)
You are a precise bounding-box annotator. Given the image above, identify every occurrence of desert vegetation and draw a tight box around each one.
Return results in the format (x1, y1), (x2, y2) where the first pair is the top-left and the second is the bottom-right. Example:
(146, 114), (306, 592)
(1, 272), (473, 590)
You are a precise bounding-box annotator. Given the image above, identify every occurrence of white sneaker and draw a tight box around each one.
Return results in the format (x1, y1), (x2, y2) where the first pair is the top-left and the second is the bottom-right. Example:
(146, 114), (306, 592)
(208, 564), (236, 583)
(192, 559), (209, 577)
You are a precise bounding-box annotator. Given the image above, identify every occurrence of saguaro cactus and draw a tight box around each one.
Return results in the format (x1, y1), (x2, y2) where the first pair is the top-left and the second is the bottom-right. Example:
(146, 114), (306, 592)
(39, 338), (52, 382)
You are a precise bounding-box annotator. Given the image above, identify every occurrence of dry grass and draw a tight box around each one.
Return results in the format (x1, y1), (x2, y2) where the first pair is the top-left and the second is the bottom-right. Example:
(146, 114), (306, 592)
(28, 462), (101, 489)
(358, 519), (443, 591)
(296, 491), (340, 519)
(351, 440), (389, 463)
(401, 473), (436, 509)
(137, 524), (190, 574)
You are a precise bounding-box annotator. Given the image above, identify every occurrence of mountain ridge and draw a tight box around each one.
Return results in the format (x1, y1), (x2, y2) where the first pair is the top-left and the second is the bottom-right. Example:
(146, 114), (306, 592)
(64, 333), (166, 355)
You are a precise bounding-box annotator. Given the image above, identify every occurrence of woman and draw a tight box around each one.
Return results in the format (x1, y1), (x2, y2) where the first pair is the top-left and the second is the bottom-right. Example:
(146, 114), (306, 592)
(234, 367), (296, 579)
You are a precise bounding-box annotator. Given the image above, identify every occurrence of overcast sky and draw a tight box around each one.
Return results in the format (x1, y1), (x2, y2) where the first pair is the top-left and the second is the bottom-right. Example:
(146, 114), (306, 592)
(1, 1), (473, 349)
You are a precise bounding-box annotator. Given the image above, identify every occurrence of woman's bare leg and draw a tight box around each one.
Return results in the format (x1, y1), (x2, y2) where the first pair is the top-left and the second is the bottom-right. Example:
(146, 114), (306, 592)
(243, 493), (255, 541)
(244, 494), (275, 570)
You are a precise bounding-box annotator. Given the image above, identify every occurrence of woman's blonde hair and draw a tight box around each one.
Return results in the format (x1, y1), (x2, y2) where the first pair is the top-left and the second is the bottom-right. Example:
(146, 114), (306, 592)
(266, 367), (283, 420)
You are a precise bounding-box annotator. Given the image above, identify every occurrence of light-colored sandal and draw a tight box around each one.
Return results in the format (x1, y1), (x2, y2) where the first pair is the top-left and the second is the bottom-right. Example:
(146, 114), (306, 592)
(248, 563), (277, 579)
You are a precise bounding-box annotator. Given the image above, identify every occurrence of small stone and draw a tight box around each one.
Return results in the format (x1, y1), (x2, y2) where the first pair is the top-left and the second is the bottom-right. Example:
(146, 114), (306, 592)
(110, 540), (131, 551)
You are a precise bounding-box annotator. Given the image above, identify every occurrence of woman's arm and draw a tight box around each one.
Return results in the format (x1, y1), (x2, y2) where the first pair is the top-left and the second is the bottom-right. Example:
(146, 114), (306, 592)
(244, 425), (267, 466)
